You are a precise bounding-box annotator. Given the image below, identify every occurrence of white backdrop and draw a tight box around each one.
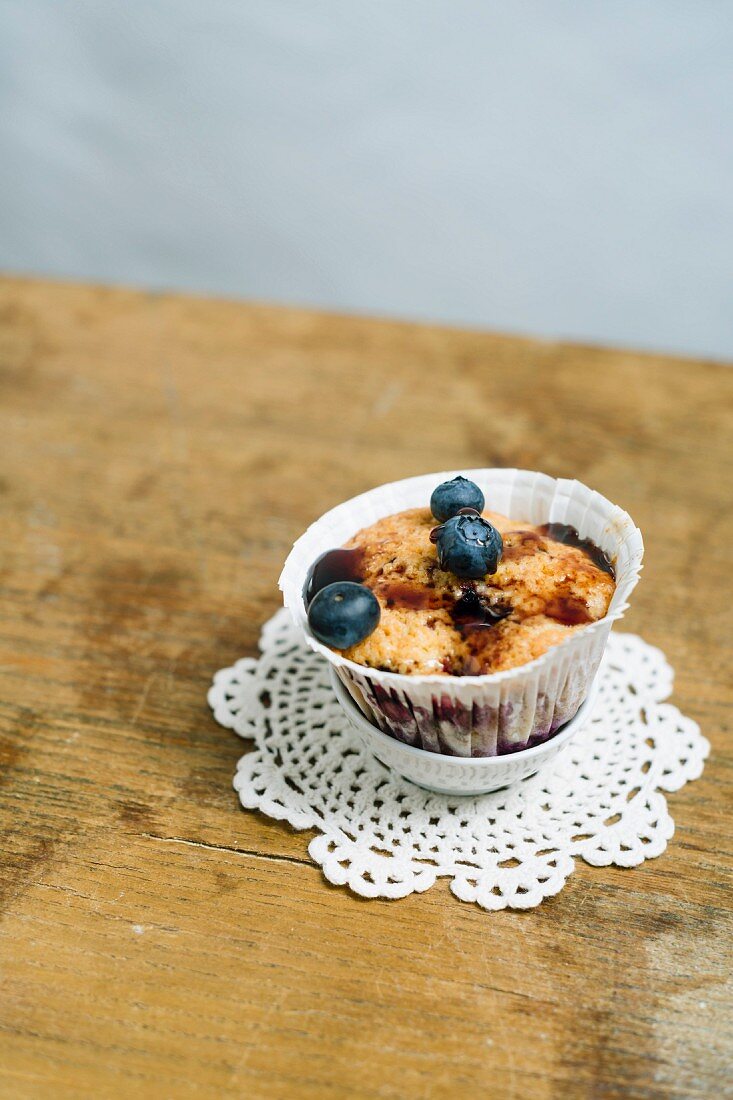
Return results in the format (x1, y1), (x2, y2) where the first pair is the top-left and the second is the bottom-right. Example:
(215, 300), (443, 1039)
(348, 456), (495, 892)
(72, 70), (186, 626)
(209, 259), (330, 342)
(1, 1), (731, 359)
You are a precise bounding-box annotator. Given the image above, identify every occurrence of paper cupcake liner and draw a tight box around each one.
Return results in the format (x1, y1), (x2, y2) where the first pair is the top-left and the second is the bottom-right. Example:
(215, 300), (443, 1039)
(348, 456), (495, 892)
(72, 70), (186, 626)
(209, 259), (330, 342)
(279, 469), (643, 758)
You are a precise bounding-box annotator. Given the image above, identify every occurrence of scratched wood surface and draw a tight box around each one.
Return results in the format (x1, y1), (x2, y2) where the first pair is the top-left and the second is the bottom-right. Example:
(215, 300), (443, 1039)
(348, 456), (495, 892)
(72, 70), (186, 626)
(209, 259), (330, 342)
(0, 277), (731, 1099)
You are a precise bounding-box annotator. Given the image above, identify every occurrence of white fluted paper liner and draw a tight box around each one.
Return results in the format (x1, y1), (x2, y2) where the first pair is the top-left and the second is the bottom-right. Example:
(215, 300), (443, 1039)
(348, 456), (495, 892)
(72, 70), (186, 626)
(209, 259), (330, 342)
(279, 470), (643, 758)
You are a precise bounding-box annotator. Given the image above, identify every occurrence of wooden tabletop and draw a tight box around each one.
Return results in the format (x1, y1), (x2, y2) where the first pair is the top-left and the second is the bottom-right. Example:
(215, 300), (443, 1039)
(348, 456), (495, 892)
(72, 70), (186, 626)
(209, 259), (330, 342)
(0, 277), (731, 1099)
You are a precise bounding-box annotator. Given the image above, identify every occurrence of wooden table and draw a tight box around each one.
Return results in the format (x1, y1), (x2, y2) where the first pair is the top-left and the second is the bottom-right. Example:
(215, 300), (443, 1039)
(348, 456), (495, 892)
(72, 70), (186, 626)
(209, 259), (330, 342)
(0, 277), (731, 1099)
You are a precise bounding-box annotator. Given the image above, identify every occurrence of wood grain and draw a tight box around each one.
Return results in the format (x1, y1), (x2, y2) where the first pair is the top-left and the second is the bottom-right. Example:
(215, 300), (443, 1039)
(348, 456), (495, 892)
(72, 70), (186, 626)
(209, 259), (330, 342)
(0, 276), (731, 1099)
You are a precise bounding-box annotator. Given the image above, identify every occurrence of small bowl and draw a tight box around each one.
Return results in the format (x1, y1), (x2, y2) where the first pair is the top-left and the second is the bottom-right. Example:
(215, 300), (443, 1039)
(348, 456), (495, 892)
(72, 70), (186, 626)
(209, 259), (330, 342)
(330, 668), (600, 796)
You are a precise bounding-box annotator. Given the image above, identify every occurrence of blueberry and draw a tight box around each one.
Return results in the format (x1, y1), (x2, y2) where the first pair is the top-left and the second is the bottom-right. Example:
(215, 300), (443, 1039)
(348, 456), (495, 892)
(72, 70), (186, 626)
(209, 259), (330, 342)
(434, 513), (503, 579)
(430, 476), (485, 522)
(307, 581), (380, 649)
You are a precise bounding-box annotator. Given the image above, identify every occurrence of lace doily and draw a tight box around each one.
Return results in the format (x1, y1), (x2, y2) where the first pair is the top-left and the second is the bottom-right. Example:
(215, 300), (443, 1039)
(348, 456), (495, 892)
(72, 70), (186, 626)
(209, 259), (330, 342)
(208, 609), (708, 911)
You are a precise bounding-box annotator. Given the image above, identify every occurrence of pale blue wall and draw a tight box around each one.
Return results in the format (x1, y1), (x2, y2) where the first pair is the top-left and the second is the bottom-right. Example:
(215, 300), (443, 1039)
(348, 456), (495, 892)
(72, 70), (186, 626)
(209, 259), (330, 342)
(1, 1), (731, 359)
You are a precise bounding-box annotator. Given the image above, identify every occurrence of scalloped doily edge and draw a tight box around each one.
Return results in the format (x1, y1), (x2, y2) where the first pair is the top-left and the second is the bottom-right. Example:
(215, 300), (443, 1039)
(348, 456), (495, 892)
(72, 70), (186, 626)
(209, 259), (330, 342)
(210, 611), (709, 911)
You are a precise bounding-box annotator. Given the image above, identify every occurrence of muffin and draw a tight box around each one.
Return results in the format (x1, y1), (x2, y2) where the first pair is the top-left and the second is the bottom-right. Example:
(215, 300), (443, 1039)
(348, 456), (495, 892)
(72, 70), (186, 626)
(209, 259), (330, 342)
(280, 470), (643, 758)
(320, 507), (616, 677)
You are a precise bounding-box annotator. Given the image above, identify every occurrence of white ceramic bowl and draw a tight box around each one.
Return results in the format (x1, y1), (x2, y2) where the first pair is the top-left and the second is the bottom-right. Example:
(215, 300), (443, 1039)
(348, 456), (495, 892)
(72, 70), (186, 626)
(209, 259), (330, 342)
(330, 667), (600, 796)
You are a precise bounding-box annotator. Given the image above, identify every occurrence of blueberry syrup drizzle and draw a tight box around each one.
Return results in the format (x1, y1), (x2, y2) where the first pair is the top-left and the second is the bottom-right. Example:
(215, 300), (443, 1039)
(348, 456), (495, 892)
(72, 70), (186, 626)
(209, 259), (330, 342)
(537, 522), (615, 578)
(450, 587), (512, 631)
(378, 582), (442, 611)
(542, 595), (593, 626)
(304, 547), (365, 607)
(501, 530), (545, 561)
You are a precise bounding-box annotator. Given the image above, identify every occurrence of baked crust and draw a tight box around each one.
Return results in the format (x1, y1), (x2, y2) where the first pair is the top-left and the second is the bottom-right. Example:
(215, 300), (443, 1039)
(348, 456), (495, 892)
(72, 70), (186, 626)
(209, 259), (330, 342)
(337, 507), (615, 676)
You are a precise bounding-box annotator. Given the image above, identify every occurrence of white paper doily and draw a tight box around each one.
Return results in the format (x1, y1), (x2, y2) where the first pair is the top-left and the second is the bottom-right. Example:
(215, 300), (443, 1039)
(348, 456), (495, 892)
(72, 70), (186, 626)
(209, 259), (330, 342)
(208, 609), (708, 911)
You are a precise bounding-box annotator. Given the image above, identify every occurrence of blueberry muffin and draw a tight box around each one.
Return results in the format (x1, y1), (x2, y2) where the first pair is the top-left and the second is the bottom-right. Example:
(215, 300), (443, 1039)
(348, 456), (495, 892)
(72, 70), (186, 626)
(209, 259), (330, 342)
(305, 477), (615, 677)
